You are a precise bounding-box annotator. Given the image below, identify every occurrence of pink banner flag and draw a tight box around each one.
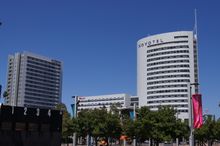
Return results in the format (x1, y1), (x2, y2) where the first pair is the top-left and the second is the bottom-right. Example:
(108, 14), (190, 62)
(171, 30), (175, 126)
(192, 94), (203, 128)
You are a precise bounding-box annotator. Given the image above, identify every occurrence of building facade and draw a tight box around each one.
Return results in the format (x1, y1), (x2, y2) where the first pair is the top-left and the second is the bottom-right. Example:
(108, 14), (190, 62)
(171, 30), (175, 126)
(5, 52), (62, 109)
(130, 96), (139, 107)
(76, 93), (131, 111)
(137, 31), (199, 120)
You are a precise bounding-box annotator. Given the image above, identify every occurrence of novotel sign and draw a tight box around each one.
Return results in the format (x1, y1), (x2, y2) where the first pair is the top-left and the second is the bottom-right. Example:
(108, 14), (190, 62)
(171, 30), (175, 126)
(138, 39), (164, 48)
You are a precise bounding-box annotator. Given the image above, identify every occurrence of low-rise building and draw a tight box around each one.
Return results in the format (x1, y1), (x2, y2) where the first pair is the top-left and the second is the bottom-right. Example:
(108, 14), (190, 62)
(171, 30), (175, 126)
(76, 93), (132, 111)
(130, 96), (139, 107)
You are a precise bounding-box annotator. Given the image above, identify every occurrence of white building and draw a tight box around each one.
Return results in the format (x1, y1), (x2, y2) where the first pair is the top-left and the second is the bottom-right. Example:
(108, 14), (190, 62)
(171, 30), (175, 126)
(137, 31), (199, 120)
(77, 93), (131, 111)
(5, 52), (62, 109)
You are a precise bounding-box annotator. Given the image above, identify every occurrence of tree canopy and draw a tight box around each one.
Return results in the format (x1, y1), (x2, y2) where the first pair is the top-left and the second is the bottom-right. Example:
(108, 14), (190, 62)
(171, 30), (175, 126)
(58, 103), (220, 146)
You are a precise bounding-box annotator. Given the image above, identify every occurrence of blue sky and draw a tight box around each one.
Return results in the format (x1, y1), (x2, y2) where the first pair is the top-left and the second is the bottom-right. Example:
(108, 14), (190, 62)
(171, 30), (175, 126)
(0, 0), (219, 118)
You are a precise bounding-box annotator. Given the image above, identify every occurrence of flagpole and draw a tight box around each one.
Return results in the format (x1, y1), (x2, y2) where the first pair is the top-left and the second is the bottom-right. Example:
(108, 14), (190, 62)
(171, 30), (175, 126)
(194, 9), (198, 38)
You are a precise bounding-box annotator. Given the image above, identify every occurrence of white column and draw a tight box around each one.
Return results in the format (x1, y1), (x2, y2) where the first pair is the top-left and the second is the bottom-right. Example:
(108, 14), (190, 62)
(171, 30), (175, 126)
(133, 103), (136, 146)
(86, 134), (90, 146)
(73, 96), (78, 146)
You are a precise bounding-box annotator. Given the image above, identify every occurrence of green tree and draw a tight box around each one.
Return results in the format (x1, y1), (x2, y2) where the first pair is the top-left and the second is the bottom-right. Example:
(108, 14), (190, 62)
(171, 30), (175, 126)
(195, 116), (216, 146)
(149, 106), (188, 146)
(122, 106), (188, 145)
(214, 120), (220, 142)
(56, 103), (75, 144)
(122, 107), (153, 144)
(76, 107), (122, 146)
(136, 107), (153, 143)
(3, 91), (9, 98)
(173, 119), (189, 141)
(104, 110), (122, 146)
(122, 114), (135, 140)
(76, 109), (94, 137)
(76, 106), (190, 146)
(90, 107), (122, 146)
(91, 108), (109, 146)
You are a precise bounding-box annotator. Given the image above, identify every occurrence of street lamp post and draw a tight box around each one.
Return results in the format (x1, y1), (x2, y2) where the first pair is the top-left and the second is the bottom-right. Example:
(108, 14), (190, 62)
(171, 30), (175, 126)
(188, 82), (199, 146)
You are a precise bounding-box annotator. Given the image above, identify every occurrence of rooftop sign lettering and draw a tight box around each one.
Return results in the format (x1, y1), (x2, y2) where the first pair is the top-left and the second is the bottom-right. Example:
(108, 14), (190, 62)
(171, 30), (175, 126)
(138, 39), (163, 48)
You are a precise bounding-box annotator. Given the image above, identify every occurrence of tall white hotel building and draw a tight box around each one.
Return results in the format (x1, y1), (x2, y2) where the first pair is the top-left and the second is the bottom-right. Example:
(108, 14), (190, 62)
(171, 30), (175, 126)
(137, 31), (199, 120)
(5, 52), (62, 109)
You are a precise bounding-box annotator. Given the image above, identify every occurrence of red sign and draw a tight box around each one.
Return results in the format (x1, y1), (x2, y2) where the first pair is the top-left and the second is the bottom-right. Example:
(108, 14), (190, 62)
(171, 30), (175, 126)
(192, 94), (203, 128)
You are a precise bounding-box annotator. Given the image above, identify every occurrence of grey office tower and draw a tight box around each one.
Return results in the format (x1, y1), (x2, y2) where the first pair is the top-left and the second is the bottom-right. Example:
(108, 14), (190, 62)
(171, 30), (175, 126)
(5, 52), (62, 109)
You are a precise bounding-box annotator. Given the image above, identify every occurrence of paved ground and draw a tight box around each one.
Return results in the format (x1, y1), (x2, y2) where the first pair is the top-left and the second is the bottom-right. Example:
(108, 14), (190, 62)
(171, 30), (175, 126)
(61, 143), (220, 146)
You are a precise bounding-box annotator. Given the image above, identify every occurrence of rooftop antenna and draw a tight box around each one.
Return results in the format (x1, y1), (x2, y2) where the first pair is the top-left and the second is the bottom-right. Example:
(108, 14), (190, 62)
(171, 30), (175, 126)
(194, 9), (198, 39)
